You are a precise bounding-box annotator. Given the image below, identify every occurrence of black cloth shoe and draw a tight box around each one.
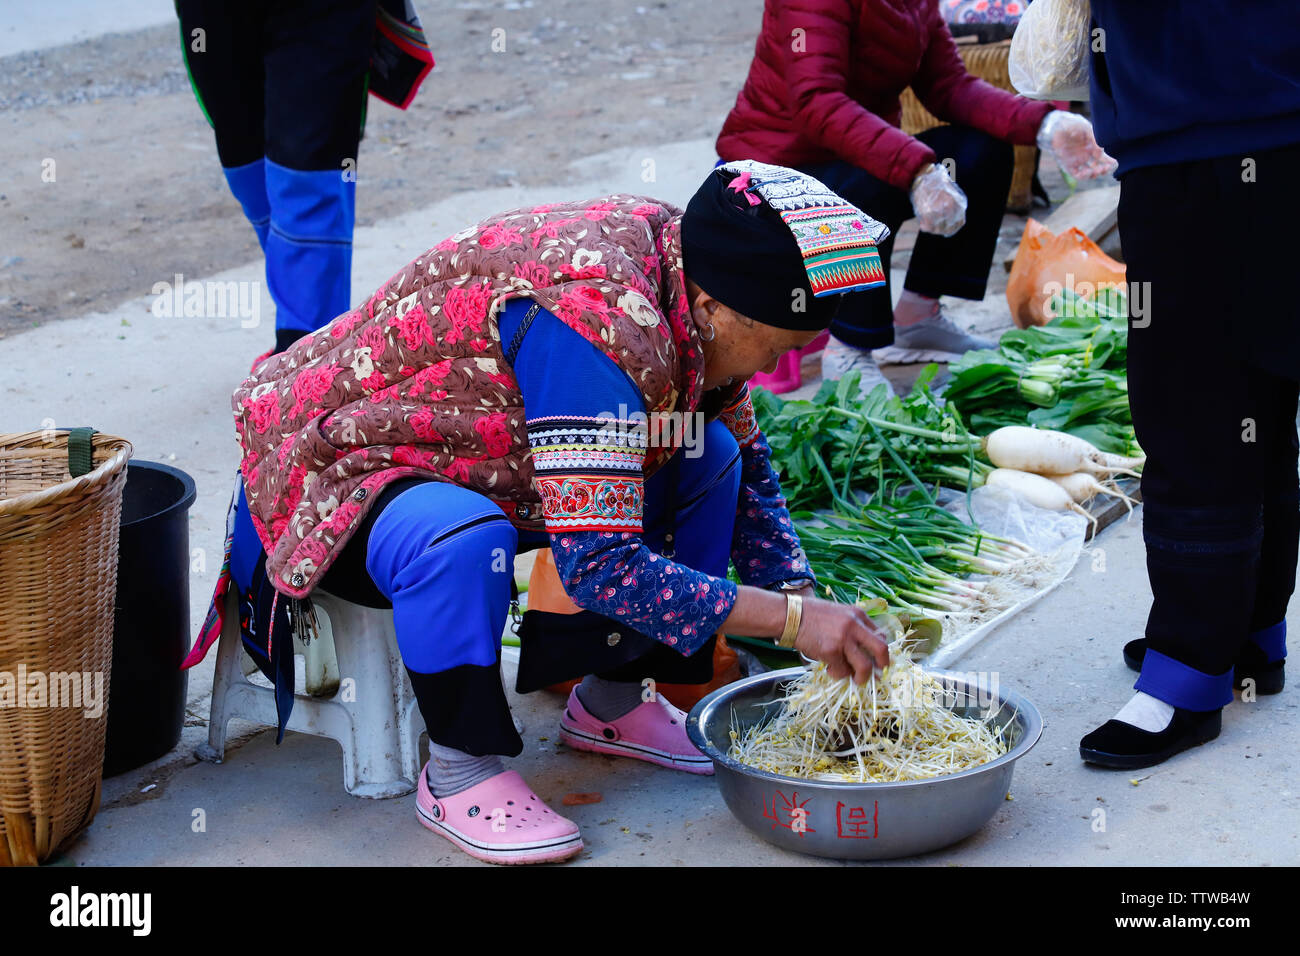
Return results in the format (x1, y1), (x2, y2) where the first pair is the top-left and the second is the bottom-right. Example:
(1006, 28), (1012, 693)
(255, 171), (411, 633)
(1079, 707), (1222, 770)
(1123, 638), (1284, 695)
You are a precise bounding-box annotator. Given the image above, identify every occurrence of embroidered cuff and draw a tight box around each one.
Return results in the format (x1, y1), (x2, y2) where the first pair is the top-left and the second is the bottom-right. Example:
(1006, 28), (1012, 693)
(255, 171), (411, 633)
(718, 386), (760, 448)
(529, 415), (647, 533)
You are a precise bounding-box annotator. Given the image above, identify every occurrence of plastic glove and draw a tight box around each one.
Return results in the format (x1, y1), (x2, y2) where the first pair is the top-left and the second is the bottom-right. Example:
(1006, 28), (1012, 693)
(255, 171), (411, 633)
(1037, 110), (1118, 180)
(909, 163), (968, 237)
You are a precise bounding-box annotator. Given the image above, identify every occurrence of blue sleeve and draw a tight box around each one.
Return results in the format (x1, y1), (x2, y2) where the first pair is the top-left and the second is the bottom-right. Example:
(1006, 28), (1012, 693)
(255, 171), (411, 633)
(499, 296), (739, 654)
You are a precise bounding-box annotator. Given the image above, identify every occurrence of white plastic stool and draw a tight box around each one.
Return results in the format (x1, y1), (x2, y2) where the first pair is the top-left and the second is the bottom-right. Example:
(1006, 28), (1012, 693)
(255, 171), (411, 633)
(196, 587), (425, 798)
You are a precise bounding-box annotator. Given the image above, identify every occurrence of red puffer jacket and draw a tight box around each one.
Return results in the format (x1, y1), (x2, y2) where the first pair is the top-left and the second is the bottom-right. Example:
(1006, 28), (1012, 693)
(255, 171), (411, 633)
(716, 0), (1051, 191)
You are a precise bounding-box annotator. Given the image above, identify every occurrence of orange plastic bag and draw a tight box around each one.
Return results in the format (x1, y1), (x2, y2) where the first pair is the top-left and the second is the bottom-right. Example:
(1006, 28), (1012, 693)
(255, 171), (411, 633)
(526, 549), (741, 710)
(1006, 219), (1127, 328)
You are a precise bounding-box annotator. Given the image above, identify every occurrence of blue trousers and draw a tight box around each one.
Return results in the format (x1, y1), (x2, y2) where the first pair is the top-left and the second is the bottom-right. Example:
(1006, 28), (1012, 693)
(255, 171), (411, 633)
(350, 420), (742, 755)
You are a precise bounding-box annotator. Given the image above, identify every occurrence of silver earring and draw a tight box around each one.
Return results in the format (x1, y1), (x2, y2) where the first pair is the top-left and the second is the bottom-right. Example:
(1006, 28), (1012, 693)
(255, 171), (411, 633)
(700, 322), (716, 342)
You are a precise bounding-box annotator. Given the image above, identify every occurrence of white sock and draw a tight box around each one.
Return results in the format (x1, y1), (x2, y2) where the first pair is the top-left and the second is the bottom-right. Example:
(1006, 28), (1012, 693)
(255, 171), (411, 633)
(1113, 691), (1175, 732)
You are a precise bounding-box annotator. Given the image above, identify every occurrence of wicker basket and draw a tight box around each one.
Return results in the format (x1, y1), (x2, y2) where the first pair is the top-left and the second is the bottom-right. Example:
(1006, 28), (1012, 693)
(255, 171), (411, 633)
(0, 429), (132, 865)
(899, 38), (1038, 212)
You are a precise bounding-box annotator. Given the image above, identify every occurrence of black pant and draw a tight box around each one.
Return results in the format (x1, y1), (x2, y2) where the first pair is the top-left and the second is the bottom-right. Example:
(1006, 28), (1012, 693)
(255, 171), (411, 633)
(797, 125), (1016, 349)
(176, 0), (376, 171)
(1121, 142), (1300, 677)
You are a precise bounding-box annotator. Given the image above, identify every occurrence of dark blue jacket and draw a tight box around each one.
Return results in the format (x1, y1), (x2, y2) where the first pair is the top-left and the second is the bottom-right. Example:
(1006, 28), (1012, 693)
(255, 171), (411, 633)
(1089, 0), (1300, 174)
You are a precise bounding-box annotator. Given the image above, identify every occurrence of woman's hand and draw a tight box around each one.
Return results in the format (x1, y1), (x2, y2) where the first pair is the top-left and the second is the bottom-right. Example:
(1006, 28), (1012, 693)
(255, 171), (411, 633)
(1037, 111), (1117, 181)
(794, 596), (891, 684)
(722, 586), (890, 683)
(909, 163), (968, 237)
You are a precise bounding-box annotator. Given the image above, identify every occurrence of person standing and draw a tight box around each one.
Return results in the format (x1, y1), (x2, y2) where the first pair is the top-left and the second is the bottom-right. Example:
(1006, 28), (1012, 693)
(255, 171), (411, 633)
(176, 0), (378, 355)
(1079, 0), (1300, 768)
(715, 0), (1114, 394)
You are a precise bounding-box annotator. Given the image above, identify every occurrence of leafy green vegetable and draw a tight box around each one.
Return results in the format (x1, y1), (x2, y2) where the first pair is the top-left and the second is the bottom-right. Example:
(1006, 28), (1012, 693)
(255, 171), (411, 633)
(943, 288), (1141, 456)
(753, 366), (990, 512)
(791, 487), (1034, 614)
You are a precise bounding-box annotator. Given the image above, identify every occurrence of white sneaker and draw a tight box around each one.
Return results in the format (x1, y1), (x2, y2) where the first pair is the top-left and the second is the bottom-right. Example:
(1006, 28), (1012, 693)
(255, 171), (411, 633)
(873, 310), (997, 365)
(820, 336), (896, 398)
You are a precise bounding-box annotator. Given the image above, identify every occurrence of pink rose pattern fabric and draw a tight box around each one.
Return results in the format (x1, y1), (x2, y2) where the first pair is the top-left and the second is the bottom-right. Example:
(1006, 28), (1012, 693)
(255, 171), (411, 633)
(233, 195), (705, 597)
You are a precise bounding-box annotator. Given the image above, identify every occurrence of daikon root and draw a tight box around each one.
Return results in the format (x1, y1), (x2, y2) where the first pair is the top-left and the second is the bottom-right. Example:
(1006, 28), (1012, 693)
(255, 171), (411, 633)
(986, 467), (1097, 534)
(1050, 472), (1139, 515)
(984, 425), (1145, 478)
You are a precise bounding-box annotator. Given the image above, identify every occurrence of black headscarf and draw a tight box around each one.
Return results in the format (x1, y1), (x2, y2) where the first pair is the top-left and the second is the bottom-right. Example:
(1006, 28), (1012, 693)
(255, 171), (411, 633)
(680, 162), (888, 332)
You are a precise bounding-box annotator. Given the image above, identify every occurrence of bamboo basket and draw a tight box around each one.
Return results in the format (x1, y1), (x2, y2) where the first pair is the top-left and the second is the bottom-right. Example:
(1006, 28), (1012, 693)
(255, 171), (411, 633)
(0, 429), (133, 865)
(899, 38), (1038, 212)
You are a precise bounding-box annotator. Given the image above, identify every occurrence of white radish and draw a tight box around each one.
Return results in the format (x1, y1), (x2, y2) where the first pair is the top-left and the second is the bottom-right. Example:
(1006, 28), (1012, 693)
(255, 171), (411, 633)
(986, 467), (1097, 533)
(1094, 450), (1146, 472)
(1049, 472), (1139, 515)
(984, 425), (1145, 478)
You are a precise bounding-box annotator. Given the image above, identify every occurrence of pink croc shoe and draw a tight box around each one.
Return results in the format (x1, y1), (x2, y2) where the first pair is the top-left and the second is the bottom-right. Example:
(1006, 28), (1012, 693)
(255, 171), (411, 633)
(558, 687), (714, 775)
(415, 764), (583, 865)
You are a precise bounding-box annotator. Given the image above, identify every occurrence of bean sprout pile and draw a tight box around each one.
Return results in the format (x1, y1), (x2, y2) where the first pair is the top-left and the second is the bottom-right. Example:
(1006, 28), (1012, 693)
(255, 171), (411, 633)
(728, 643), (1009, 783)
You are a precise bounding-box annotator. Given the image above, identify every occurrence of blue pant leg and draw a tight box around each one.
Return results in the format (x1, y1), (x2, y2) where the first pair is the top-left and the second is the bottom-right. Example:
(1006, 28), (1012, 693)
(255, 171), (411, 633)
(263, 159), (356, 336)
(223, 158), (271, 251)
(365, 481), (524, 756)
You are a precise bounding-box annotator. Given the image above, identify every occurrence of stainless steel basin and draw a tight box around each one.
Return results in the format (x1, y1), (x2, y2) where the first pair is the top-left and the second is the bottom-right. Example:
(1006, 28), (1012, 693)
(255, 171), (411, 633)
(686, 667), (1043, 860)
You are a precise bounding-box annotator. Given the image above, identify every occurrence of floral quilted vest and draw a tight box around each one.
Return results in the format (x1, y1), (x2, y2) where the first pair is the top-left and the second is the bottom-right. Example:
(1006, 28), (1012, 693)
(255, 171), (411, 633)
(233, 195), (707, 599)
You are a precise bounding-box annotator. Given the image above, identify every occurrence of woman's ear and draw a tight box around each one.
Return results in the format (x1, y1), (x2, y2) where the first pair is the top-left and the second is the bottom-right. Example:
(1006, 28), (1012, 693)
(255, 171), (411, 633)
(691, 290), (720, 326)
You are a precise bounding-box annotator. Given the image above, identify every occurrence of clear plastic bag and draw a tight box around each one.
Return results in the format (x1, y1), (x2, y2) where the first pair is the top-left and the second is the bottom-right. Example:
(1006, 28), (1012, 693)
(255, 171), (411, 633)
(1008, 0), (1092, 101)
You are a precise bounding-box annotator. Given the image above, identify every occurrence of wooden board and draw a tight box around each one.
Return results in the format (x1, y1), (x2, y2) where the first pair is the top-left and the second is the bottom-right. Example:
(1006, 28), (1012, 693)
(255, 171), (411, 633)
(1005, 184), (1121, 271)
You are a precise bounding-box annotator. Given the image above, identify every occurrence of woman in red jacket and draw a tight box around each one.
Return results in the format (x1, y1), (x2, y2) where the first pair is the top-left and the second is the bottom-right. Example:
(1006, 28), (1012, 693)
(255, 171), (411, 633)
(716, 0), (1115, 393)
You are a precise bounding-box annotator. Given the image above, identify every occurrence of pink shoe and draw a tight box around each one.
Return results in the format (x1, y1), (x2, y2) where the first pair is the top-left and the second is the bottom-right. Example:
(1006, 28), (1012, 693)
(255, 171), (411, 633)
(415, 764), (583, 865)
(558, 687), (715, 775)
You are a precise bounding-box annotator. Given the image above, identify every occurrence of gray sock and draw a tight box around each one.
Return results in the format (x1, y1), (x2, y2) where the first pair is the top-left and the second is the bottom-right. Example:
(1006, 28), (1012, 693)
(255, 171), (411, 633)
(577, 675), (645, 722)
(425, 741), (504, 797)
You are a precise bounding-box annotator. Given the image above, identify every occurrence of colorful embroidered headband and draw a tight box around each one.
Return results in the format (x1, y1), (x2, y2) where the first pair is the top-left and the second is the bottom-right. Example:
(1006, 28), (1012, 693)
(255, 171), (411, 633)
(680, 160), (891, 331)
(717, 159), (889, 298)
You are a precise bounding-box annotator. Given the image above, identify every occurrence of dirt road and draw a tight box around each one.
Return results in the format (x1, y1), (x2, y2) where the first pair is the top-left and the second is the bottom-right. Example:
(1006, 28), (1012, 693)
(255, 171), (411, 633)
(0, 1), (764, 337)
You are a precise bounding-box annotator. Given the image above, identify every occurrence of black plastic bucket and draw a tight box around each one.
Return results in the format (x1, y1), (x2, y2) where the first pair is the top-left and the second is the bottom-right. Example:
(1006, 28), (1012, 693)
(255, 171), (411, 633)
(103, 460), (197, 777)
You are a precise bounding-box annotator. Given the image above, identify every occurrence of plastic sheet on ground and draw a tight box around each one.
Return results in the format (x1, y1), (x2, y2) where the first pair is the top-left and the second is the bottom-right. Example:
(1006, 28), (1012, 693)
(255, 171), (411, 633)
(925, 484), (1089, 667)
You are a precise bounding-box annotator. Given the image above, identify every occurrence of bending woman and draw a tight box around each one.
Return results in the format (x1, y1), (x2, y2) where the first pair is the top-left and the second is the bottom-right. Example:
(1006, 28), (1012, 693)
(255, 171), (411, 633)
(190, 161), (891, 864)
